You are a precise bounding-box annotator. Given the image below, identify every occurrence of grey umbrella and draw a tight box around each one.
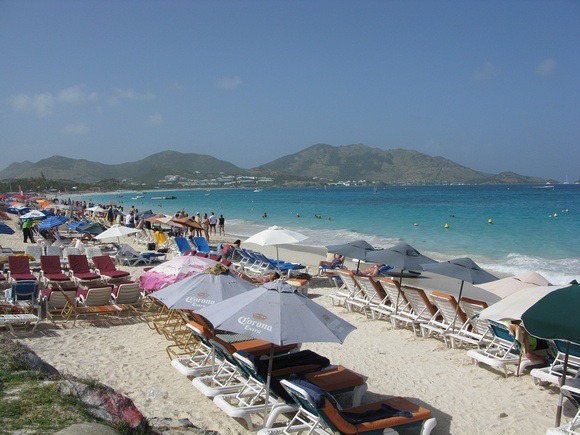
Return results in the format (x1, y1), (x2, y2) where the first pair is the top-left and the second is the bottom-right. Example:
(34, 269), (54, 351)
(196, 280), (356, 424)
(325, 239), (377, 273)
(421, 257), (498, 330)
(366, 242), (437, 282)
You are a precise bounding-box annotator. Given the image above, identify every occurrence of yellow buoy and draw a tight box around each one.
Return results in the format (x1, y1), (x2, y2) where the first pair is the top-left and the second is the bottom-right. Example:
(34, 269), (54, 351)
(488, 218), (493, 224)
(553, 213), (558, 218)
(444, 223), (450, 229)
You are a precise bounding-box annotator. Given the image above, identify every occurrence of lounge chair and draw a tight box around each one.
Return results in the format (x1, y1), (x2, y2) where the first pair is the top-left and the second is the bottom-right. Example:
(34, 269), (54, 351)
(43, 287), (78, 323)
(466, 320), (538, 377)
(92, 255), (131, 282)
(67, 254), (102, 284)
(369, 278), (408, 321)
(391, 286), (438, 335)
(258, 378), (436, 435)
(115, 243), (165, 266)
(58, 287), (131, 326)
(420, 291), (468, 346)
(193, 236), (219, 255)
(344, 276), (387, 317)
(329, 270), (361, 307)
(24, 245), (43, 268)
(111, 282), (144, 308)
(173, 237), (195, 256)
(7, 255), (37, 282)
(213, 349), (367, 431)
(11, 280), (40, 303)
(446, 297), (492, 349)
(546, 380), (580, 434)
(85, 246), (103, 265)
(531, 340), (580, 386)
(39, 255), (73, 287)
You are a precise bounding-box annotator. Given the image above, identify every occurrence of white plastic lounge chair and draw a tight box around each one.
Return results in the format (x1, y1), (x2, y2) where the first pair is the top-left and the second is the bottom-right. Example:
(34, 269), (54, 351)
(24, 245), (43, 268)
(420, 291), (468, 346)
(369, 278), (407, 321)
(466, 320), (537, 377)
(390, 286), (438, 335)
(329, 270), (360, 307)
(344, 276), (387, 317)
(531, 340), (580, 386)
(447, 297), (492, 349)
(545, 380), (580, 434)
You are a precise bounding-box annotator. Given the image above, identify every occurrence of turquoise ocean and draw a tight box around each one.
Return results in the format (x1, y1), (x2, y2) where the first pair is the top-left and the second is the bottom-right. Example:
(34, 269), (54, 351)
(73, 184), (579, 285)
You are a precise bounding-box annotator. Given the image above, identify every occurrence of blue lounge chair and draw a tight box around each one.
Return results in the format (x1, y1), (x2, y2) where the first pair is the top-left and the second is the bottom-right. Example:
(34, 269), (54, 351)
(174, 237), (195, 256)
(192, 237), (215, 255)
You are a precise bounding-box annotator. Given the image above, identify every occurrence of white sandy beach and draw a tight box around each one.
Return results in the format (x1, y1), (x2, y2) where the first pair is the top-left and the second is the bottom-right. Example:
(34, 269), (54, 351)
(0, 224), (574, 434)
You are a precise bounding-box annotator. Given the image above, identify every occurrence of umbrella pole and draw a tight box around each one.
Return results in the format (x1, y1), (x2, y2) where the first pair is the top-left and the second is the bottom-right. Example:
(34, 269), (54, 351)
(394, 270), (404, 315)
(450, 281), (465, 333)
(263, 344), (275, 426)
(555, 341), (570, 427)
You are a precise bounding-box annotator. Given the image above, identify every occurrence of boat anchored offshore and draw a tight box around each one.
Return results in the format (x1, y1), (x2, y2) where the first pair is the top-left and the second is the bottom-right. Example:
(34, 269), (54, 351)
(151, 195), (177, 200)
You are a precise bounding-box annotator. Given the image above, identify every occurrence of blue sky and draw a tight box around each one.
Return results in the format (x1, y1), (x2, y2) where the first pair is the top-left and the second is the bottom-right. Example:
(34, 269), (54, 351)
(1, 0), (578, 181)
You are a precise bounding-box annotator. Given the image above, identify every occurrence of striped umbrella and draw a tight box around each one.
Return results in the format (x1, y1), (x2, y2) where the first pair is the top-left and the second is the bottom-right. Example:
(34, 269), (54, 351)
(37, 215), (69, 230)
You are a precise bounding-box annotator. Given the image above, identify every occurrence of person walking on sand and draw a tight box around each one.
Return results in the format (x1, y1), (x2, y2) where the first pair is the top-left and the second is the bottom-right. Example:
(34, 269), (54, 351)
(22, 219), (35, 243)
(209, 212), (217, 235)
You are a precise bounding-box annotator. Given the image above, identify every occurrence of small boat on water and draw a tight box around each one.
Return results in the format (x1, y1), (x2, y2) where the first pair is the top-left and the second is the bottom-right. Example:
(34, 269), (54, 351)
(151, 195), (177, 200)
(254, 189), (263, 193)
(131, 195), (144, 200)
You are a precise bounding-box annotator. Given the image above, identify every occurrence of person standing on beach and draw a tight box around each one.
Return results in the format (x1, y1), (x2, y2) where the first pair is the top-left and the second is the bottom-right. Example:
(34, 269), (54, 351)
(22, 219), (35, 243)
(201, 213), (210, 241)
(209, 212), (217, 235)
(218, 214), (225, 236)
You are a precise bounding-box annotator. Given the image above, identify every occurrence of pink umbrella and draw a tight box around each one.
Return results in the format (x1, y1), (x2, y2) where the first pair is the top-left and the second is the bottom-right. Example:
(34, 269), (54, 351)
(139, 255), (218, 291)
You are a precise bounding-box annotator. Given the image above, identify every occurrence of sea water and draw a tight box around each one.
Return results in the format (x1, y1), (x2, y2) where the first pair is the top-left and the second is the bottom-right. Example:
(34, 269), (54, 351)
(74, 184), (579, 284)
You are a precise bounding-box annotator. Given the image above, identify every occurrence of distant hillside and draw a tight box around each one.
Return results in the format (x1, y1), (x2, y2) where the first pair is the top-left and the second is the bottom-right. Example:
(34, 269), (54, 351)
(258, 144), (548, 185)
(0, 145), (550, 186)
(0, 151), (244, 184)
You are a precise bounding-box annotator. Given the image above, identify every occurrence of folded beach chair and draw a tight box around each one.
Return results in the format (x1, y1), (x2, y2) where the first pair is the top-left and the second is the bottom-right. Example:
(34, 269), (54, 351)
(420, 291), (468, 346)
(446, 297), (492, 349)
(92, 255), (131, 282)
(531, 340), (580, 387)
(391, 286), (438, 335)
(67, 254), (102, 284)
(7, 255), (37, 282)
(466, 320), (536, 377)
(258, 378), (436, 435)
(39, 255), (74, 287)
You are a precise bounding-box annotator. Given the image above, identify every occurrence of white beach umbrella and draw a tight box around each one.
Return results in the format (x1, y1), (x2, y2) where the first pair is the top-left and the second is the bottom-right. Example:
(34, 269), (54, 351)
(474, 272), (551, 300)
(244, 226), (308, 261)
(94, 224), (142, 243)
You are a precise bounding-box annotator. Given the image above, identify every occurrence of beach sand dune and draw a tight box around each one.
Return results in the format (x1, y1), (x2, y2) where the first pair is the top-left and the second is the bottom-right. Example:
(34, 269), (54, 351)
(0, 227), (570, 434)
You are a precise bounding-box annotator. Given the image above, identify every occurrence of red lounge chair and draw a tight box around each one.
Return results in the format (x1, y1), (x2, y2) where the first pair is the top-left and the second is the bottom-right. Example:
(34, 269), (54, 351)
(92, 255), (131, 282)
(67, 254), (102, 283)
(40, 255), (71, 284)
(7, 255), (37, 281)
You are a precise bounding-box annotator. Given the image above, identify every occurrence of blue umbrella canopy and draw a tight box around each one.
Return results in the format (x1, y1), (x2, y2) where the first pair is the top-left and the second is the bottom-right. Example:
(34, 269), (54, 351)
(37, 215), (69, 230)
(0, 222), (15, 235)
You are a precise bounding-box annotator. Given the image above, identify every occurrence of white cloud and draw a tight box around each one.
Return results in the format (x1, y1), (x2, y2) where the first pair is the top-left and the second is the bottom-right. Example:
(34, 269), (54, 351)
(215, 76), (242, 90)
(109, 88), (155, 104)
(61, 122), (89, 135)
(9, 93), (55, 117)
(472, 61), (500, 82)
(535, 58), (556, 77)
(57, 85), (98, 104)
(147, 113), (163, 126)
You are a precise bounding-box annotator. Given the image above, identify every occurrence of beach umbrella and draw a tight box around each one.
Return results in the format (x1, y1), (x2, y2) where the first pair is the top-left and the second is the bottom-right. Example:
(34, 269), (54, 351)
(150, 269), (255, 310)
(366, 242), (436, 282)
(196, 280), (356, 424)
(244, 226), (308, 261)
(325, 239), (377, 273)
(0, 222), (15, 235)
(474, 272), (551, 300)
(76, 222), (108, 236)
(420, 257), (498, 330)
(37, 215), (69, 230)
(480, 283), (580, 426)
(171, 216), (203, 230)
(86, 205), (106, 213)
(94, 224), (141, 243)
(139, 255), (218, 291)
(19, 210), (47, 220)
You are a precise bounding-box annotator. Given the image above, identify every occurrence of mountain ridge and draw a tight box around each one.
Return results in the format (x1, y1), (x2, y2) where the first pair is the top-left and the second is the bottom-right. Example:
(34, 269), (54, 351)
(0, 144), (552, 185)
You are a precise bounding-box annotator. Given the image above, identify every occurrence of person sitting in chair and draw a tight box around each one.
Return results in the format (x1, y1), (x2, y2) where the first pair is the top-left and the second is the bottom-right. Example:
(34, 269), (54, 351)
(237, 270), (280, 284)
(318, 253), (345, 272)
(356, 263), (388, 277)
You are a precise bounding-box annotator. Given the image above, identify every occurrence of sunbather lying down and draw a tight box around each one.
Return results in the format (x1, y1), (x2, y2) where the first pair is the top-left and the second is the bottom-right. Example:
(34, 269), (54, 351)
(236, 271), (280, 284)
(355, 263), (392, 277)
